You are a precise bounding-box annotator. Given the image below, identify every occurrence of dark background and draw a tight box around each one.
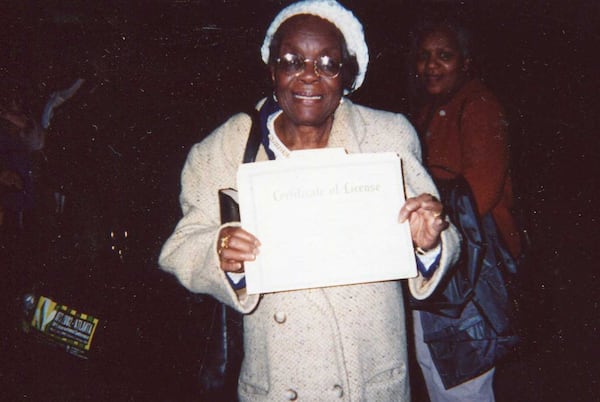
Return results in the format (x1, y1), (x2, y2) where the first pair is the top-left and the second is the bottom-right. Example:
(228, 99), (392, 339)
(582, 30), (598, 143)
(1, 1), (598, 401)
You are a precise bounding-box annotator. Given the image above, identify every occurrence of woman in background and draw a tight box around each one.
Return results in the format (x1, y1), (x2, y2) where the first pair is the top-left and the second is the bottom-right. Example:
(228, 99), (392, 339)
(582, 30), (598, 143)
(409, 17), (521, 402)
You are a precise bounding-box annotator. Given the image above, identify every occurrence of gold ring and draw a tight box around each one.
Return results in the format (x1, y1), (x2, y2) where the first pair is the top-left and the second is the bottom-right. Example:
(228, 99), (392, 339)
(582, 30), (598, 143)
(218, 235), (231, 255)
(433, 211), (442, 218)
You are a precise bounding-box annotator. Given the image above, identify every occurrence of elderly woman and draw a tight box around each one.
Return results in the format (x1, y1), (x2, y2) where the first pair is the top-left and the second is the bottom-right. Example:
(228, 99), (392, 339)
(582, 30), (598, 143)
(159, 1), (459, 400)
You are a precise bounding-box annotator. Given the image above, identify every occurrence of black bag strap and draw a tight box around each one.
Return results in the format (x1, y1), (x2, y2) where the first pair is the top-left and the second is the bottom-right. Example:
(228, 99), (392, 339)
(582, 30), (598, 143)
(243, 108), (262, 164)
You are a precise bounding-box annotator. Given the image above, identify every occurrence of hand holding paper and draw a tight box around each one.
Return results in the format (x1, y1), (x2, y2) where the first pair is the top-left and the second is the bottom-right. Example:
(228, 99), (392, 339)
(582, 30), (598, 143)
(217, 226), (260, 273)
(399, 193), (449, 251)
(217, 189), (261, 273)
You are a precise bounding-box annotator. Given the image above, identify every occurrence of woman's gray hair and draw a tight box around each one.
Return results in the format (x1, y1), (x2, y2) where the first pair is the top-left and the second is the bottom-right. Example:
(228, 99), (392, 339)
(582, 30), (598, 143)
(413, 17), (473, 60)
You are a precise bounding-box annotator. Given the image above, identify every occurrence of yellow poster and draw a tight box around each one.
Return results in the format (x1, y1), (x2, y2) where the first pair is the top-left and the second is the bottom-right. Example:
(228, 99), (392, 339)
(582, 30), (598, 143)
(31, 296), (99, 358)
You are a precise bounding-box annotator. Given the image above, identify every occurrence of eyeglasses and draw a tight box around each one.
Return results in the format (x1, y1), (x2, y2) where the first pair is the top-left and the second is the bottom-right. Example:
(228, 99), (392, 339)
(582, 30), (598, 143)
(275, 53), (343, 78)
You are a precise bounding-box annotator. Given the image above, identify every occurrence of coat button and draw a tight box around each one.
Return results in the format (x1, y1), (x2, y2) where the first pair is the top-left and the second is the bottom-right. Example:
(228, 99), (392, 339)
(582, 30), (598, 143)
(333, 384), (344, 398)
(273, 311), (287, 323)
(284, 389), (298, 400)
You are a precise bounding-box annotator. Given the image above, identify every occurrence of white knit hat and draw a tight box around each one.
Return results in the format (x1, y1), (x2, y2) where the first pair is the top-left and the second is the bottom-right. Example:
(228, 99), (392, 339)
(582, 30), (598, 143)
(261, 0), (369, 93)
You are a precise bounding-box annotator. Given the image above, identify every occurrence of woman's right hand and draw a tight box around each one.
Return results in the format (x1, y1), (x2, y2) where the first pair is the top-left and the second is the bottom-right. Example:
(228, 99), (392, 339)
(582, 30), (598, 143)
(217, 227), (261, 273)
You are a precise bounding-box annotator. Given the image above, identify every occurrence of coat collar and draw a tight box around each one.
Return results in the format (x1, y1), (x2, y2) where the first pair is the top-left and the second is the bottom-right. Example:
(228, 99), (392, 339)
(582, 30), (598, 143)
(328, 98), (363, 154)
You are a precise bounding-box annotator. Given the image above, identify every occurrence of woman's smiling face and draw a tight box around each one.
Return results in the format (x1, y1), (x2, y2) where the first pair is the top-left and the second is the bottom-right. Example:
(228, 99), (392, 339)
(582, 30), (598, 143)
(272, 15), (344, 129)
(416, 27), (470, 97)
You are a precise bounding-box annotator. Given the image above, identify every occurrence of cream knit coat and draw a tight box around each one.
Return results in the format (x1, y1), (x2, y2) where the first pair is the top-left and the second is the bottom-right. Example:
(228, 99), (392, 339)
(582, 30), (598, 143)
(159, 99), (460, 401)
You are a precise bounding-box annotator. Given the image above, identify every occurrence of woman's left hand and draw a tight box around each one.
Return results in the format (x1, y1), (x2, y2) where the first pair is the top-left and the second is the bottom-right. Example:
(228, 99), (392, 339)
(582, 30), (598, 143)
(398, 193), (449, 251)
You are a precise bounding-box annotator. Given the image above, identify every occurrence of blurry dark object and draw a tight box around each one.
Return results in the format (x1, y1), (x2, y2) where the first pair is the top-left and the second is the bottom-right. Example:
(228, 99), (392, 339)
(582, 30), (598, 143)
(0, 84), (45, 232)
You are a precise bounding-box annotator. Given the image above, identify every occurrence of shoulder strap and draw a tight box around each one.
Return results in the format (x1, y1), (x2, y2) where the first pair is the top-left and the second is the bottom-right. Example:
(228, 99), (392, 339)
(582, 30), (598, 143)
(242, 109), (262, 164)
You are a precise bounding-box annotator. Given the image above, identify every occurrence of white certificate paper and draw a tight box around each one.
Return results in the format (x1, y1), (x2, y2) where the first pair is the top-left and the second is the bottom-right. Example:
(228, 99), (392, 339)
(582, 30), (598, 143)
(237, 148), (417, 294)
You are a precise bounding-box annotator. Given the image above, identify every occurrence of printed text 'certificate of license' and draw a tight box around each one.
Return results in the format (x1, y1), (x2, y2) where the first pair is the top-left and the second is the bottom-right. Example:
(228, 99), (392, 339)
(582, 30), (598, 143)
(237, 148), (417, 294)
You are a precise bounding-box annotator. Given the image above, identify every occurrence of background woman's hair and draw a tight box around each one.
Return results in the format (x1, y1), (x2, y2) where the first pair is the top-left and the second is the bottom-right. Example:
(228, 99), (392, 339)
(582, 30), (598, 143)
(410, 15), (473, 61)
(267, 18), (359, 94)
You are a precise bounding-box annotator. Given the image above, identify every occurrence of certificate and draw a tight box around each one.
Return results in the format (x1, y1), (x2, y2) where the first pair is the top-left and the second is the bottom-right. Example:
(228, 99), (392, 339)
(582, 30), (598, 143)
(237, 148), (417, 294)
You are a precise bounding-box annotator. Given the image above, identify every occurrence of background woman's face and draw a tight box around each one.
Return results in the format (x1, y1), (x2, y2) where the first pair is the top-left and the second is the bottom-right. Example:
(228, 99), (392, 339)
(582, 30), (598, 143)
(272, 16), (344, 128)
(416, 28), (468, 97)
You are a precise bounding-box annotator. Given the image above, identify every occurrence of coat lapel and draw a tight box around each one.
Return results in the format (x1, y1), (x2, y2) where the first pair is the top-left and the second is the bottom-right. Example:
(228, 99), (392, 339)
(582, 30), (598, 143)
(328, 100), (363, 154)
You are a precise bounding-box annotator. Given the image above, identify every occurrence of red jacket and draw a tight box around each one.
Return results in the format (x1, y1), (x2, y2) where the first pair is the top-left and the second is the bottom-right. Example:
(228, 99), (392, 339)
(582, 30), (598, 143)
(415, 79), (521, 257)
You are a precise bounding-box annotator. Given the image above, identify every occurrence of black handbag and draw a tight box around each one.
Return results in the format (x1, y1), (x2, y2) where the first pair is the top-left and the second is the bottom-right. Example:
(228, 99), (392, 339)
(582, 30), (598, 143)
(409, 174), (483, 318)
(409, 173), (518, 324)
(409, 169), (519, 389)
(196, 108), (262, 400)
(409, 171), (521, 388)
